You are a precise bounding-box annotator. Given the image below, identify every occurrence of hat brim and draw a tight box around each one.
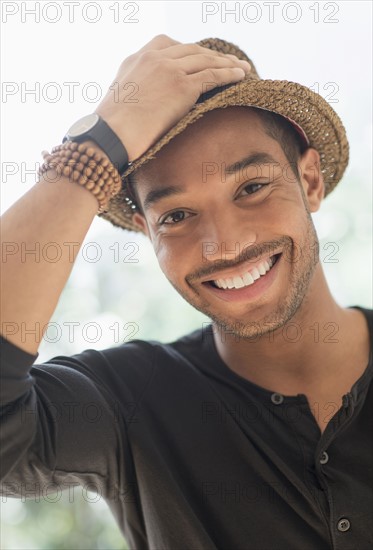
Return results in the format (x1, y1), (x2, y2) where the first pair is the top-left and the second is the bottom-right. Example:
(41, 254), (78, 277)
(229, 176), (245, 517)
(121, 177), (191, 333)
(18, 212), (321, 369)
(99, 78), (349, 232)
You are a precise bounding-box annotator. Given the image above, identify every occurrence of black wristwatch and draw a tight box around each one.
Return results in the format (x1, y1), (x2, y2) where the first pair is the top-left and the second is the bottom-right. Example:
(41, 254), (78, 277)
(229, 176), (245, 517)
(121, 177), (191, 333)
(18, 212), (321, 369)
(63, 113), (129, 175)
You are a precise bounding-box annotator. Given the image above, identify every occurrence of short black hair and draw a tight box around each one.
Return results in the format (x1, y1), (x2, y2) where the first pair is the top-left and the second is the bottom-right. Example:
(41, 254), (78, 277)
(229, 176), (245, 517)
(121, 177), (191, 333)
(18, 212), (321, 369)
(255, 109), (306, 181)
(126, 108), (307, 214)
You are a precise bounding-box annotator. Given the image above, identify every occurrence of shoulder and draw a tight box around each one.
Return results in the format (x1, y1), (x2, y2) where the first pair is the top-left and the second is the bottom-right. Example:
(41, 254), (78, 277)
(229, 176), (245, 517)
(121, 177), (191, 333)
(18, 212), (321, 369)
(30, 324), (212, 399)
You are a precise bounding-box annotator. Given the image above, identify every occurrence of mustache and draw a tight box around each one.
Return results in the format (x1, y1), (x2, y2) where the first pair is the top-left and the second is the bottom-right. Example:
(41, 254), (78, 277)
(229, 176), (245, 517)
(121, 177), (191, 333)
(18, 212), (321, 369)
(187, 237), (292, 282)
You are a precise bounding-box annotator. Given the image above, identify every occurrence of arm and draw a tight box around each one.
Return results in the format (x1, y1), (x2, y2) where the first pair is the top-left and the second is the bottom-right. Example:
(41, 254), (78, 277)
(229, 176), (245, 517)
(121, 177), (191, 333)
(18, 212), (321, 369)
(0, 33), (250, 487)
(1, 34), (249, 356)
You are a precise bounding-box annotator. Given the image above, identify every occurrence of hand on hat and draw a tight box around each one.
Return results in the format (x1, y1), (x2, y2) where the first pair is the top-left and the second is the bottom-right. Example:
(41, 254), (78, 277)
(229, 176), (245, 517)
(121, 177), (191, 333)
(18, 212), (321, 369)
(95, 34), (251, 162)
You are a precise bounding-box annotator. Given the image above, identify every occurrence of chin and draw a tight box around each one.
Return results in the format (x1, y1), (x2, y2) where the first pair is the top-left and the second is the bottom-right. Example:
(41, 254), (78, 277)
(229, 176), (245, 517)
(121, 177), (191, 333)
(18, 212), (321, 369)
(191, 281), (310, 341)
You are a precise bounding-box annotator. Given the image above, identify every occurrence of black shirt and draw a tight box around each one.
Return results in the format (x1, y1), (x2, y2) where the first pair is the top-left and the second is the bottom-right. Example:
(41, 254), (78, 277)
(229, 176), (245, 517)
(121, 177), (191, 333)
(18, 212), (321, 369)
(1, 305), (372, 550)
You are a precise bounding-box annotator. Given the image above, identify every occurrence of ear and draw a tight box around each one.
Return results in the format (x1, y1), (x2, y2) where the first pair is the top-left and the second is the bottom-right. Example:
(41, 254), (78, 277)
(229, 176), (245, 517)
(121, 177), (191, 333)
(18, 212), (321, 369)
(298, 148), (325, 213)
(132, 212), (151, 238)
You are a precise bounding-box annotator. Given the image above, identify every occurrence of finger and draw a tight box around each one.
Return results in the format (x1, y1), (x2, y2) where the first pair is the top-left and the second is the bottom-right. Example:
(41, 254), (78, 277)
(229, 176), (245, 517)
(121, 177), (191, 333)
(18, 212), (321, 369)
(158, 42), (239, 60)
(176, 53), (251, 75)
(137, 34), (181, 53)
(189, 66), (247, 89)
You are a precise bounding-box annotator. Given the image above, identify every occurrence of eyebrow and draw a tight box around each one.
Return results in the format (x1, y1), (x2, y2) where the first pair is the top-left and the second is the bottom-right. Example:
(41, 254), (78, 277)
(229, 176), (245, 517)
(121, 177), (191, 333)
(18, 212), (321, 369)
(225, 152), (278, 174)
(142, 152), (279, 211)
(143, 184), (185, 211)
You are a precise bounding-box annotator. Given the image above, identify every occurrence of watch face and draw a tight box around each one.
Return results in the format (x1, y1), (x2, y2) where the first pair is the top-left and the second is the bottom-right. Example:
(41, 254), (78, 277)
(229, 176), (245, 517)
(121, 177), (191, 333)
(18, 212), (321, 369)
(67, 113), (99, 138)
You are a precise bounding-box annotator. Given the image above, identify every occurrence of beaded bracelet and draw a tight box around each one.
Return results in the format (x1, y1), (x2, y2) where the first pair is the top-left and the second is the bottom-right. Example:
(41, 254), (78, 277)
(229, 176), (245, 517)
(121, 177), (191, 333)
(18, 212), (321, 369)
(38, 141), (122, 214)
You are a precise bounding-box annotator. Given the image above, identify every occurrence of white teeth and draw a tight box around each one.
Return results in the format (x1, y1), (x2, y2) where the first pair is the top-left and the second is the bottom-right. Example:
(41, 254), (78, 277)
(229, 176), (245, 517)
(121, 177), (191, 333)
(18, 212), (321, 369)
(233, 276), (245, 288)
(242, 272), (254, 285)
(251, 267), (261, 280)
(213, 255), (277, 290)
(226, 278), (235, 289)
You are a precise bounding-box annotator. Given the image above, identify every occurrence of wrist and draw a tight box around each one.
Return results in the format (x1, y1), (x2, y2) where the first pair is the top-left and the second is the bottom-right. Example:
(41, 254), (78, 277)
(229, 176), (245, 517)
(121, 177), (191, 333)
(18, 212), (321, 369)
(64, 113), (129, 174)
(39, 141), (122, 214)
(94, 108), (142, 162)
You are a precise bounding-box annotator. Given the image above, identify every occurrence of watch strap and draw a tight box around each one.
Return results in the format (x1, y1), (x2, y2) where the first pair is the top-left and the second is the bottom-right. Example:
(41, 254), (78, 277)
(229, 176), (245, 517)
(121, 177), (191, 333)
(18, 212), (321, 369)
(63, 115), (129, 175)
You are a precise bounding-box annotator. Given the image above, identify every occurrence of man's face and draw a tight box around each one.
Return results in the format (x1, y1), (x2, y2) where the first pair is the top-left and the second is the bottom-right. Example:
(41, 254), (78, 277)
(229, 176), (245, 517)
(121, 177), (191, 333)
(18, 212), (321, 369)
(132, 107), (324, 338)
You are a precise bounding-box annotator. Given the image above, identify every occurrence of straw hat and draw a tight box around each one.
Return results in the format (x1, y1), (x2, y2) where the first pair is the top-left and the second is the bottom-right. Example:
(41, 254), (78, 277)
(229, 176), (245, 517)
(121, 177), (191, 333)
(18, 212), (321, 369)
(99, 37), (349, 232)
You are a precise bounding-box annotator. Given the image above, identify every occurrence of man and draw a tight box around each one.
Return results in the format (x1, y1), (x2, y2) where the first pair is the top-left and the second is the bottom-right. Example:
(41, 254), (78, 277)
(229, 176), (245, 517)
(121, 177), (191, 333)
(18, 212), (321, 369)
(1, 34), (372, 549)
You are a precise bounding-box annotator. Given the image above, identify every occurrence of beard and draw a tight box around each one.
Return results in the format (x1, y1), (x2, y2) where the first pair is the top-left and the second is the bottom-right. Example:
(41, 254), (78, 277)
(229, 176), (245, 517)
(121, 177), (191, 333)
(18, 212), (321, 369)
(166, 209), (320, 341)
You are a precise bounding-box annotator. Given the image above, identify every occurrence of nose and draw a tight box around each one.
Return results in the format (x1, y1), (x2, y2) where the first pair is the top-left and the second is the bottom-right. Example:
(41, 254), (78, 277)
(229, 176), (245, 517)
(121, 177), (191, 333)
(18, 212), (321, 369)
(199, 208), (258, 265)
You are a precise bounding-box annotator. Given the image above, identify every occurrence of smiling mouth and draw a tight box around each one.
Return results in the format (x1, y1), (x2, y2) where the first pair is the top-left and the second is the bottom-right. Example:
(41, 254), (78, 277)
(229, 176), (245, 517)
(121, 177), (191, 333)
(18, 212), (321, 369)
(204, 253), (282, 290)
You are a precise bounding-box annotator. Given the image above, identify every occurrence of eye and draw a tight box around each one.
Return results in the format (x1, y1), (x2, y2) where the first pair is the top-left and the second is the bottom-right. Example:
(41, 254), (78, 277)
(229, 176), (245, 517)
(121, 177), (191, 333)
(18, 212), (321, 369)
(160, 210), (192, 225)
(239, 182), (269, 196)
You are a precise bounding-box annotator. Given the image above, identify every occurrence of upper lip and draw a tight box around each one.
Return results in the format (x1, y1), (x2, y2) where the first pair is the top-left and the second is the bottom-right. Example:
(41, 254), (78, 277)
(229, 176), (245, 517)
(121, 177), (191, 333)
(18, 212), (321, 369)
(200, 251), (281, 284)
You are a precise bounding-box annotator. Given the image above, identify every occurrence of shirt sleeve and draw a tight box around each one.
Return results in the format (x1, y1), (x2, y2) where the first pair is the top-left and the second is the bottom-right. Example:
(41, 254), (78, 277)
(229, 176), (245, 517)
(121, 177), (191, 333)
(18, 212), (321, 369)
(0, 334), (153, 502)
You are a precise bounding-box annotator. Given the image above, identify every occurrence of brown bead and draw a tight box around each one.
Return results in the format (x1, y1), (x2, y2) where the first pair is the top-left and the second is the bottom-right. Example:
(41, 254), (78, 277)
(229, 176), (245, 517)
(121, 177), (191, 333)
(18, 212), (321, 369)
(39, 141), (126, 212)
(50, 161), (65, 171)
(45, 159), (56, 166)
(49, 159), (62, 170)
(78, 175), (88, 185)
(87, 159), (97, 169)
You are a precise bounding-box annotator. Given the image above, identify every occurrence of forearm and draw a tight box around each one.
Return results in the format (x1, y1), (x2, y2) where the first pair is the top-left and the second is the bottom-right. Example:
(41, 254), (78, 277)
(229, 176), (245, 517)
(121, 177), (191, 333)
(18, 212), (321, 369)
(1, 159), (100, 355)
(0, 35), (249, 356)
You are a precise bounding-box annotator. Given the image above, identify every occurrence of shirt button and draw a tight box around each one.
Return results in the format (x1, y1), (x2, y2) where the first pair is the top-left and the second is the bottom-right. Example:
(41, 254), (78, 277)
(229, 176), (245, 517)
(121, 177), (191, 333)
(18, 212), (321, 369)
(320, 451), (329, 465)
(337, 518), (351, 532)
(271, 393), (284, 405)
